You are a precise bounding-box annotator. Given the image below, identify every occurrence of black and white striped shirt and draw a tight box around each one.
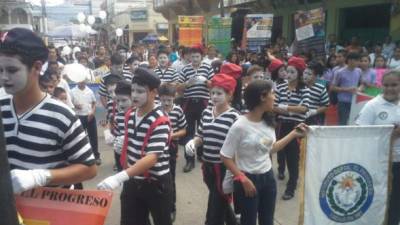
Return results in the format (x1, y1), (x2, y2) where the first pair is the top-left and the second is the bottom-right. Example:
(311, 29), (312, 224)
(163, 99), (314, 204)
(196, 107), (240, 163)
(307, 83), (329, 110)
(98, 70), (133, 98)
(126, 107), (171, 180)
(113, 111), (126, 137)
(167, 105), (187, 133)
(154, 67), (179, 83)
(274, 82), (309, 122)
(0, 95), (95, 170)
(178, 63), (214, 100)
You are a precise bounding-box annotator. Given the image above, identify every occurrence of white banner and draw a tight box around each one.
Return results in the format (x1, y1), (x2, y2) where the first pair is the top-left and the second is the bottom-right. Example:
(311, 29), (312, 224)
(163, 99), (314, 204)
(301, 126), (392, 225)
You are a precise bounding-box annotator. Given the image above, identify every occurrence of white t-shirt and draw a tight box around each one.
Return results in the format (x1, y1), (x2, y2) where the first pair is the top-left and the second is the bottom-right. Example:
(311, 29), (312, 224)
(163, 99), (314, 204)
(355, 95), (400, 162)
(58, 79), (74, 108)
(220, 116), (276, 174)
(388, 57), (400, 69)
(71, 86), (96, 116)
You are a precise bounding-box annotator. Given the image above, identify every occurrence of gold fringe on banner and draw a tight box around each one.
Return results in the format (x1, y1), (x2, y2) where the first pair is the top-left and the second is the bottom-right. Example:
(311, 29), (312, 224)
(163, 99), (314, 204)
(297, 137), (307, 225)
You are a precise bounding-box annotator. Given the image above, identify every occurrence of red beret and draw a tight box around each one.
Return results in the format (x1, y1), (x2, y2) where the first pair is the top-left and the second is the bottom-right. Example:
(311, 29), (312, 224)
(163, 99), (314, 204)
(288, 56), (306, 73)
(211, 73), (237, 95)
(220, 63), (242, 80)
(191, 44), (204, 54)
(268, 59), (284, 73)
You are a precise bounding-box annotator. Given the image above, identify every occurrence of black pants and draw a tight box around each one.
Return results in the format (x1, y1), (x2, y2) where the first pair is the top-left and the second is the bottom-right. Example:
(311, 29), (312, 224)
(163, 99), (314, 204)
(388, 162), (400, 225)
(234, 170), (276, 225)
(79, 115), (99, 159)
(169, 141), (178, 212)
(277, 121), (300, 195)
(183, 98), (207, 162)
(202, 162), (237, 225)
(120, 175), (173, 225)
(114, 152), (123, 172)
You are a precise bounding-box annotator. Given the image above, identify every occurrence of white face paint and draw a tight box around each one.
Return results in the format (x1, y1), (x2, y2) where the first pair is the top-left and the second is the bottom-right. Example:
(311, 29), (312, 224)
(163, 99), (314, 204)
(286, 65), (299, 82)
(251, 71), (264, 81)
(116, 95), (132, 112)
(107, 84), (117, 100)
(210, 87), (228, 106)
(160, 95), (174, 111)
(302, 68), (314, 84)
(0, 55), (29, 95)
(191, 53), (202, 66)
(158, 54), (169, 68)
(278, 66), (287, 80)
(131, 83), (148, 108)
(111, 64), (123, 76)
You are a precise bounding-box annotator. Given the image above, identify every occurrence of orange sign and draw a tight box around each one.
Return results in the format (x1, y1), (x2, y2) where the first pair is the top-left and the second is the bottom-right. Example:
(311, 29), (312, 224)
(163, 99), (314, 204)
(178, 16), (204, 47)
(15, 187), (113, 225)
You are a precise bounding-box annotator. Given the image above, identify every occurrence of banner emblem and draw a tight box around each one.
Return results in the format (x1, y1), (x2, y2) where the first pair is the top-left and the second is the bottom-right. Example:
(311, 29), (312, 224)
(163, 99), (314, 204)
(319, 163), (374, 223)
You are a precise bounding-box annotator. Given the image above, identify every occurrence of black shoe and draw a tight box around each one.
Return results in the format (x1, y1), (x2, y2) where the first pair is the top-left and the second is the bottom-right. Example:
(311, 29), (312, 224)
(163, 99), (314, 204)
(278, 172), (285, 180)
(95, 158), (102, 165)
(282, 192), (294, 200)
(183, 162), (194, 173)
(171, 211), (176, 223)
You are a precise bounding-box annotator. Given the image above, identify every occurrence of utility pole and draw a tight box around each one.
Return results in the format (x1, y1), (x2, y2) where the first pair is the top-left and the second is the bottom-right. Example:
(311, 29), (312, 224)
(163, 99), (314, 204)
(0, 111), (19, 225)
(41, 0), (48, 35)
(220, 0), (225, 18)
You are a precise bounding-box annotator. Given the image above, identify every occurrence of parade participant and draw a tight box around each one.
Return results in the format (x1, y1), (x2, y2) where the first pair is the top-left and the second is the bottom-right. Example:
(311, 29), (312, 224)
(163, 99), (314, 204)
(388, 46), (400, 69)
(221, 80), (308, 225)
(159, 83), (187, 222)
(185, 73), (239, 225)
(154, 50), (179, 83)
(178, 45), (214, 172)
(355, 70), (400, 225)
(39, 70), (56, 95)
(203, 45), (219, 65)
(125, 55), (141, 74)
(70, 79), (99, 165)
(0, 28), (96, 193)
(111, 80), (133, 172)
(373, 55), (388, 87)
(220, 63), (243, 111)
(99, 53), (133, 107)
(172, 46), (190, 73)
(97, 68), (172, 225)
(104, 74), (123, 142)
(331, 52), (361, 125)
(274, 56), (309, 199)
(53, 87), (68, 105)
(303, 62), (329, 125)
(358, 54), (377, 91)
(268, 59), (287, 85)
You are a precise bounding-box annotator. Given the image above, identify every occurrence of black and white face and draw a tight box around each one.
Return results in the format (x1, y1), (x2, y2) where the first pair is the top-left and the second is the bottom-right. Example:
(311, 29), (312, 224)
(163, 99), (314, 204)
(131, 83), (148, 108)
(160, 95), (174, 111)
(286, 65), (299, 83)
(111, 64), (123, 76)
(158, 54), (169, 68)
(191, 53), (202, 66)
(250, 71), (264, 81)
(303, 68), (315, 84)
(116, 94), (132, 112)
(210, 87), (229, 106)
(0, 55), (29, 95)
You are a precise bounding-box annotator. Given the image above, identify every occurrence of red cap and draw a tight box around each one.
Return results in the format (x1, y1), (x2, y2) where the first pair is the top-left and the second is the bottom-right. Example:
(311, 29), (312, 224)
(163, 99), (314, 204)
(268, 59), (284, 73)
(288, 56), (306, 73)
(211, 73), (237, 95)
(191, 43), (204, 54)
(220, 63), (242, 80)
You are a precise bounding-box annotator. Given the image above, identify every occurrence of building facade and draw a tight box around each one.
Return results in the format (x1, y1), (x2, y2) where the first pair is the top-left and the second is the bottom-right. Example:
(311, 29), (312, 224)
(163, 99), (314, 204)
(0, 0), (34, 31)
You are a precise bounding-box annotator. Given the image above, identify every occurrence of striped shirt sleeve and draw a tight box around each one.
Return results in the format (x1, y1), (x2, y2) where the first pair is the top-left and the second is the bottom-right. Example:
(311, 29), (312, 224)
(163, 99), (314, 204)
(177, 108), (187, 130)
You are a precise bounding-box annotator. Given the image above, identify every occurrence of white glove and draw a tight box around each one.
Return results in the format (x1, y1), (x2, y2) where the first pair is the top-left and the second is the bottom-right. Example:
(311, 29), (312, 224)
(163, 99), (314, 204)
(104, 129), (115, 145)
(11, 169), (52, 194)
(113, 136), (124, 154)
(277, 104), (289, 111)
(186, 77), (197, 87)
(195, 76), (207, 84)
(185, 139), (197, 157)
(97, 170), (129, 190)
(306, 109), (318, 118)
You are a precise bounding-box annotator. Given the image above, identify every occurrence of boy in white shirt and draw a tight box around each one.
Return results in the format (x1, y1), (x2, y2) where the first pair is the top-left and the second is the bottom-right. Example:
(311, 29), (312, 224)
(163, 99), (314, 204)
(71, 80), (100, 165)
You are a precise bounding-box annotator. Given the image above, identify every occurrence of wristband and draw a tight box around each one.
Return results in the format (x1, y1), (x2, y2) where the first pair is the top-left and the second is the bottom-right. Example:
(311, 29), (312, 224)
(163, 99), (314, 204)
(233, 172), (247, 183)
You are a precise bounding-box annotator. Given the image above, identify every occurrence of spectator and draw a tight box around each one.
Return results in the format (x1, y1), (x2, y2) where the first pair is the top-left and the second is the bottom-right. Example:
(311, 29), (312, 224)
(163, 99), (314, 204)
(388, 46), (400, 69)
(383, 36), (396, 59)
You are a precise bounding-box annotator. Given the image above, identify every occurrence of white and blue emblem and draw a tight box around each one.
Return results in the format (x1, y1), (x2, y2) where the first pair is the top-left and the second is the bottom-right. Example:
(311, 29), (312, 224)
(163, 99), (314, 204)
(319, 163), (374, 223)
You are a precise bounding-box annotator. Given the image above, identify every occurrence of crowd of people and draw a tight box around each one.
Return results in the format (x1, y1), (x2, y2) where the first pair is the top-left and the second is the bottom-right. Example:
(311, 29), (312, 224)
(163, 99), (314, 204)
(0, 27), (400, 225)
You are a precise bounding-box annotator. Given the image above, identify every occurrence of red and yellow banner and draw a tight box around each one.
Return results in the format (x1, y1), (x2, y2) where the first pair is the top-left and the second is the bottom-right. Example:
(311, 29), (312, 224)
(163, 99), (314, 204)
(16, 187), (113, 225)
(178, 16), (204, 47)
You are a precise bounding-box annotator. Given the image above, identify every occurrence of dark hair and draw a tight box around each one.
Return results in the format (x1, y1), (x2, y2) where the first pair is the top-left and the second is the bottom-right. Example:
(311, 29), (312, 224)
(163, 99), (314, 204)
(181, 47), (190, 57)
(226, 51), (240, 65)
(115, 80), (131, 96)
(247, 65), (263, 77)
(346, 52), (361, 61)
(111, 53), (124, 65)
(243, 80), (276, 127)
(157, 49), (169, 57)
(53, 87), (66, 98)
(326, 54), (336, 69)
(104, 74), (122, 87)
(336, 49), (347, 57)
(360, 53), (371, 62)
(308, 61), (325, 77)
(373, 55), (387, 68)
(211, 60), (223, 74)
(190, 47), (203, 55)
(126, 56), (140, 64)
(158, 83), (176, 96)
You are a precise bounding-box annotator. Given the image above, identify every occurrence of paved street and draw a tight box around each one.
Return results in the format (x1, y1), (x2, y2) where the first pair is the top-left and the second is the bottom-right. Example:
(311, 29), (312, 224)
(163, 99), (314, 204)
(84, 131), (300, 225)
